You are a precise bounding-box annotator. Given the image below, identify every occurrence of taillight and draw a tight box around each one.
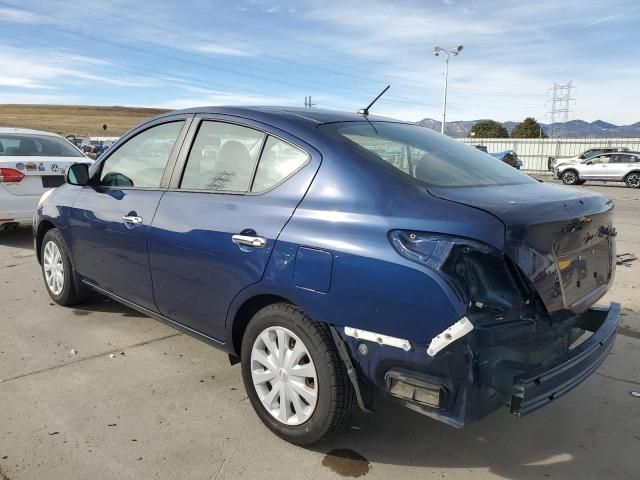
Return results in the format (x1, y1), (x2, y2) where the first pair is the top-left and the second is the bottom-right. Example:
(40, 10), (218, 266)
(0, 168), (25, 183)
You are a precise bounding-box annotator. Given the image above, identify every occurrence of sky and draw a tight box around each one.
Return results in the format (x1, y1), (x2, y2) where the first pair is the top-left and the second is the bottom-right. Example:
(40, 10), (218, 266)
(0, 0), (639, 124)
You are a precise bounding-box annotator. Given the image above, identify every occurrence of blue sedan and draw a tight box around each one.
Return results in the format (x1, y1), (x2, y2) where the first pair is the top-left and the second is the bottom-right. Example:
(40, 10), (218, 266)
(34, 107), (619, 445)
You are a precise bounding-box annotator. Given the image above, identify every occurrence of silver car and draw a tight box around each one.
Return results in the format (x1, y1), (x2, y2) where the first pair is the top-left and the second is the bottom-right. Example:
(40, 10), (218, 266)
(556, 152), (640, 188)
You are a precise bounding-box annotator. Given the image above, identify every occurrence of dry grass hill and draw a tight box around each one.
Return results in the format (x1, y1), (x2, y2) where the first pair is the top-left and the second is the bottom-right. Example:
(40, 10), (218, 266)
(0, 104), (170, 137)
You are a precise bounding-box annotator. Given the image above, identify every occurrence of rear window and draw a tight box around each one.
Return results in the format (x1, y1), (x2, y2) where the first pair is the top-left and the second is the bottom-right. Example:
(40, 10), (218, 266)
(321, 122), (534, 187)
(0, 134), (83, 157)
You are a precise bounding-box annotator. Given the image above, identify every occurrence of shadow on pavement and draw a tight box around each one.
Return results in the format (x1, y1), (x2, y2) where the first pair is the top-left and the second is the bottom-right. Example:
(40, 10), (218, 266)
(0, 226), (33, 251)
(72, 295), (147, 318)
(314, 394), (623, 480)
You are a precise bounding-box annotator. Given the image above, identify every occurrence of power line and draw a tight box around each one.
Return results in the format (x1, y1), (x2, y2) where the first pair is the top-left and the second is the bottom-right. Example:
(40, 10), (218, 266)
(157, 0), (395, 73)
(0, 36), (280, 102)
(0, 1), (551, 115)
(55, 0), (403, 89)
(99, 0), (551, 100)
(0, 1), (454, 110)
(0, 2), (444, 109)
(11, 0), (545, 102)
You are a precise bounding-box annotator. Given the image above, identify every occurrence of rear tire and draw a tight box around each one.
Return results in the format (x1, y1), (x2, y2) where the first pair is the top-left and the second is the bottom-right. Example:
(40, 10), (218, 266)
(561, 170), (579, 185)
(625, 172), (640, 188)
(41, 229), (87, 306)
(241, 303), (355, 445)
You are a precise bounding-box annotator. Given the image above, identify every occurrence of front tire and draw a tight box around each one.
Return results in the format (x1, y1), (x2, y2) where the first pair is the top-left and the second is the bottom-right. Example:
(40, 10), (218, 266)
(625, 172), (640, 188)
(561, 170), (579, 185)
(41, 229), (86, 306)
(241, 303), (355, 445)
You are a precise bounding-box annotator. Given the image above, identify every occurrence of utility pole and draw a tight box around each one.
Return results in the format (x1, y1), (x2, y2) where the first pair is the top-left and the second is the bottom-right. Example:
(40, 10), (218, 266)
(433, 45), (463, 135)
(304, 96), (316, 108)
(546, 81), (575, 138)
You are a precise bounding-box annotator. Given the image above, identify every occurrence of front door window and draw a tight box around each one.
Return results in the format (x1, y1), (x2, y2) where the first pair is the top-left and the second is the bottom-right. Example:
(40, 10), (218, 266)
(99, 121), (184, 188)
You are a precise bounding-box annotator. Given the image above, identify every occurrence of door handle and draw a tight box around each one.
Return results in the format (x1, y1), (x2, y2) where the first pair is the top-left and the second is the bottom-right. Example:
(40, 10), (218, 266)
(232, 234), (266, 248)
(122, 215), (143, 225)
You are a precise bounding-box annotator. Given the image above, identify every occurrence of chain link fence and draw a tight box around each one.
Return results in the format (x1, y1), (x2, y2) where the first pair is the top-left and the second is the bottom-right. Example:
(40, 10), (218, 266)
(458, 138), (640, 173)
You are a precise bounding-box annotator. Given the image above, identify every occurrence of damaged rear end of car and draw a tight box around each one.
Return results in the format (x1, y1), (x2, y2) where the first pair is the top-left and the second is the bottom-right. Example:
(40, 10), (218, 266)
(320, 121), (620, 428)
(384, 186), (618, 426)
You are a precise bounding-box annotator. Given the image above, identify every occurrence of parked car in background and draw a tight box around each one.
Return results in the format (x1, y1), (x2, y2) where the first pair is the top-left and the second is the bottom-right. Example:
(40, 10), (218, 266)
(548, 147), (629, 171)
(65, 135), (83, 148)
(490, 150), (522, 169)
(473, 145), (488, 153)
(0, 127), (92, 230)
(34, 107), (619, 445)
(556, 151), (640, 187)
(81, 139), (108, 159)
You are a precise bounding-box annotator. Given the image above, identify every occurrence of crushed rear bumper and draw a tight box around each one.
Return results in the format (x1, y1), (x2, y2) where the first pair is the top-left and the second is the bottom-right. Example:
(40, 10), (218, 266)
(508, 303), (620, 416)
(341, 303), (621, 428)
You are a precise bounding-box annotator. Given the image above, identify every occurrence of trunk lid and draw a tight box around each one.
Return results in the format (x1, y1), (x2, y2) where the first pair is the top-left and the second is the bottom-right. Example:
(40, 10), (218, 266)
(428, 182), (615, 318)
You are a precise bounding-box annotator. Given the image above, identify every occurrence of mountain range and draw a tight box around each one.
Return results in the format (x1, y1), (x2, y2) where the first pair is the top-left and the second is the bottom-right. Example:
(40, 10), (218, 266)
(417, 118), (640, 138)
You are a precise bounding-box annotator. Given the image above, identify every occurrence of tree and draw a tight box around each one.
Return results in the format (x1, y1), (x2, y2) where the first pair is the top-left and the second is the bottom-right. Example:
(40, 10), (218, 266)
(511, 117), (547, 138)
(469, 120), (508, 138)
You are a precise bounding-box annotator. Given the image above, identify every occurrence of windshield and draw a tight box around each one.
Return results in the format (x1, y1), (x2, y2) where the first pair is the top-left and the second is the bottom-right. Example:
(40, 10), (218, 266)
(0, 134), (83, 157)
(321, 122), (534, 187)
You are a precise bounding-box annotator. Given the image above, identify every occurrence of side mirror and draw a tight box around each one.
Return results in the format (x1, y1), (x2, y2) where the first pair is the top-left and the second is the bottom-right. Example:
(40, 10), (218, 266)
(66, 163), (90, 186)
(585, 161), (593, 165)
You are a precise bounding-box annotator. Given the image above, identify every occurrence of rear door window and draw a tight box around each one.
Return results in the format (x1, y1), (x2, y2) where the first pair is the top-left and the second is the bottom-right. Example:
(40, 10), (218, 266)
(614, 154), (638, 163)
(99, 121), (184, 188)
(251, 136), (309, 192)
(180, 121), (265, 192)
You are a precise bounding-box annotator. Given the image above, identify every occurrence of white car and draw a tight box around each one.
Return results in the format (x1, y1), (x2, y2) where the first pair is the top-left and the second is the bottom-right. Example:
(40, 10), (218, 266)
(548, 147), (629, 171)
(556, 151), (640, 187)
(0, 127), (92, 229)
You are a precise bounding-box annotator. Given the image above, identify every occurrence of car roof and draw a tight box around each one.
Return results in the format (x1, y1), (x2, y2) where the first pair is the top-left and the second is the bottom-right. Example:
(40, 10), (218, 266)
(0, 127), (63, 137)
(152, 106), (403, 126)
(585, 147), (627, 151)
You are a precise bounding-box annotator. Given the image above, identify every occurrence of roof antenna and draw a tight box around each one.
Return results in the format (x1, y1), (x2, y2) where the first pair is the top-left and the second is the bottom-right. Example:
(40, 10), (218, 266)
(358, 85), (390, 116)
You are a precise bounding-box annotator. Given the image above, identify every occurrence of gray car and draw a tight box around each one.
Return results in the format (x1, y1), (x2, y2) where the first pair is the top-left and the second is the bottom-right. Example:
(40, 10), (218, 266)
(556, 152), (640, 187)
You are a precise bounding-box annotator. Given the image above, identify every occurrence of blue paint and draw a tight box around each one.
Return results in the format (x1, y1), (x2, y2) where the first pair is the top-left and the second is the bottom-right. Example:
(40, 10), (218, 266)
(294, 247), (333, 293)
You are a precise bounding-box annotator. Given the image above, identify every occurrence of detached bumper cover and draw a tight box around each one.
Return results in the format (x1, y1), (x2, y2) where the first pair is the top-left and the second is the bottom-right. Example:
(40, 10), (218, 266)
(510, 303), (620, 416)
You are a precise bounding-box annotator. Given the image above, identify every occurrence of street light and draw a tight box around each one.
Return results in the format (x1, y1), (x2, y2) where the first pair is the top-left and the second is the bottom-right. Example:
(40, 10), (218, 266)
(433, 44), (463, 135)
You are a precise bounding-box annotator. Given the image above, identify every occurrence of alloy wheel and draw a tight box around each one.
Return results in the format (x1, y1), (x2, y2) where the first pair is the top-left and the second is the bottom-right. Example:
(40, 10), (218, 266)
(43, 240), (64, 296)
(627, 174), (640, 188)
(250, 326), (318, 425)
(562, 171), (576, 184)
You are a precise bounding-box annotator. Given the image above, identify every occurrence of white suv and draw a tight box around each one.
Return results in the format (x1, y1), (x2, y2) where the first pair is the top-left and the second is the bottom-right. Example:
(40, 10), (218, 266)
(556, 152), (640, 188)
(549, 147), (629, 171)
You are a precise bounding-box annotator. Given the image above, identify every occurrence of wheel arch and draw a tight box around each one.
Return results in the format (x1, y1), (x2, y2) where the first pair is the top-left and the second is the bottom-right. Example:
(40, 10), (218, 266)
(562, 167), (579, 177)
(230, 293), (297, 357)
(35, 220), (57, 264)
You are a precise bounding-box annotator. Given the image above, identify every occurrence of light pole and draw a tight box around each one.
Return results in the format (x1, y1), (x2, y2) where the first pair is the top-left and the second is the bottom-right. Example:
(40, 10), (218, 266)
(433, 45), (463, 135)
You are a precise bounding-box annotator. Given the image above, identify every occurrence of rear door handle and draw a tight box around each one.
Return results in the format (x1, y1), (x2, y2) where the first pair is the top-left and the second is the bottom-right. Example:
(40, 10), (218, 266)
(232, 234), (266, 248)
(122, 215), (143, 225)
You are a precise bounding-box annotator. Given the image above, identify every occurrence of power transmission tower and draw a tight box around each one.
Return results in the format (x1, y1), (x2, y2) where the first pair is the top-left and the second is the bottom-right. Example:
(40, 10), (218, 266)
(304, 96), (316, 108)
(546, 81), (575, 138)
